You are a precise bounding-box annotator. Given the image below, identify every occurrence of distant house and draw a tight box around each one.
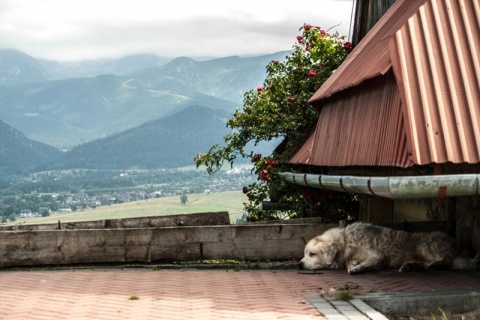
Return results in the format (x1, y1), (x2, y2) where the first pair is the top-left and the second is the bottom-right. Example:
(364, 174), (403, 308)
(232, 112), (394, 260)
(281, 0), (480, 250)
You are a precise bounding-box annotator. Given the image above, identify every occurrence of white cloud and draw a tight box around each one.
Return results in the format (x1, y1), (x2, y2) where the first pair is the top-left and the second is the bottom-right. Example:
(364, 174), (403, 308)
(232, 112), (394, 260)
(0, 0), (354, 61)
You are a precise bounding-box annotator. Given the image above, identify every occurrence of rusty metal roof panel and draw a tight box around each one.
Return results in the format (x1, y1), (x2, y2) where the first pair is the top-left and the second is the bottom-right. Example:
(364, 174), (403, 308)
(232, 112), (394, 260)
(289, 130), (315, 164)
(291, 72), (412, 167)
(391, 0), (480, 165)
(309, 0), (429, 103)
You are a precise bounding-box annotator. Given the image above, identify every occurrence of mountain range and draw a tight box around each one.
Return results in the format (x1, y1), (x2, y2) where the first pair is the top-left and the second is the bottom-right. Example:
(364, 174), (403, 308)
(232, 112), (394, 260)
(0, 49), (287, 173)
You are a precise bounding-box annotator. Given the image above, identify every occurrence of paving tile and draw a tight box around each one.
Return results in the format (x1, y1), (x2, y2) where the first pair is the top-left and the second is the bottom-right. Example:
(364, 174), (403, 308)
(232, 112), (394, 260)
(349, 299), (389, 320)
(0, 268), (479, 319)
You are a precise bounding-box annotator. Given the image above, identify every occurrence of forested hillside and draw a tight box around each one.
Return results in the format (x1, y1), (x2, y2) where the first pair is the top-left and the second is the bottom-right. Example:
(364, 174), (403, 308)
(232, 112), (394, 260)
(0, 120), (62, 174)
(38, 106), (231, 170)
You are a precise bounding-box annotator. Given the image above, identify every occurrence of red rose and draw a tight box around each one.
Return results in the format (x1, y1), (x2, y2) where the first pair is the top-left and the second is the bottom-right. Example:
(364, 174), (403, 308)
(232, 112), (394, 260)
(265, 158), (279, 167)
(260, 170), (270, 182)
(305, 45), (311, 51)
(344, 41), (352, 50)
(319, 29), (326, 35)
(304, 24), (312, 31)
(242, 186), (249, 194)
(296, 35), (303, 43)
(288, 96), (295, 103)
(257, 86), (264, 92)
(272, 60), (279, 65)
(251, 153), (262, 162)
(308, 70), (316, 78)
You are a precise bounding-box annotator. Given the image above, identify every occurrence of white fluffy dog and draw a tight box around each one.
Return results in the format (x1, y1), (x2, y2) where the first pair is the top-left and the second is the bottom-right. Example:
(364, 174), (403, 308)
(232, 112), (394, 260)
(299, 222), (479, 274)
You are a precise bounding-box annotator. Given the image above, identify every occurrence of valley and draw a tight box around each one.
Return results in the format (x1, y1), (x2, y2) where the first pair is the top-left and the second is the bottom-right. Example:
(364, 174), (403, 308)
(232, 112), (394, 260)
(0, 166), (254, 225)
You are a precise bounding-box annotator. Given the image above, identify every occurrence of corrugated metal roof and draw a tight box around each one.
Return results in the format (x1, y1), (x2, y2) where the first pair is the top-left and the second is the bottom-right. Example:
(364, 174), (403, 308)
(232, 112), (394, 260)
(298, 0), (480, 168)
(291, 71), (412, 167)
(391, 0), (480, 165)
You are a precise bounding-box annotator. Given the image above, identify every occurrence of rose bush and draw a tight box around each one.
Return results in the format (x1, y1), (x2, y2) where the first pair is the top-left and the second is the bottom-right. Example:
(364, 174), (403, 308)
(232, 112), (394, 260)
(195, 24), (356, 221)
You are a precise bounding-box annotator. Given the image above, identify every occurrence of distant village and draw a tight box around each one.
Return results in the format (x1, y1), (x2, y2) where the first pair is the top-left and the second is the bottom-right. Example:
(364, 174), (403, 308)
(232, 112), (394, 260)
(6, 167), (254, 222)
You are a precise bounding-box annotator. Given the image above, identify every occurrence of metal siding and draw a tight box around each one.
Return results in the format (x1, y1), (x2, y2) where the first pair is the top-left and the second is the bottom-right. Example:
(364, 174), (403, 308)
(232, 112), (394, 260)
(291, 72), (411, 167)
(391, 0), (480, 165)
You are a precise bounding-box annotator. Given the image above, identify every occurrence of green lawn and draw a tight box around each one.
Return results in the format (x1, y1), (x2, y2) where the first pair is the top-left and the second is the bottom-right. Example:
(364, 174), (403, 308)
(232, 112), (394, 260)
(7, 190), (247, 226)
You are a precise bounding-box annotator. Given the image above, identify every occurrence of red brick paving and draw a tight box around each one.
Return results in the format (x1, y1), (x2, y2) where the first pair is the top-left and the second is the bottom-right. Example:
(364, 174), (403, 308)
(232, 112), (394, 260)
(1, 268), (480, 319)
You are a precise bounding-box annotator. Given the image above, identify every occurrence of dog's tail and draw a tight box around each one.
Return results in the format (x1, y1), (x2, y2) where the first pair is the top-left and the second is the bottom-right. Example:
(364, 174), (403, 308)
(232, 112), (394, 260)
(451, 252), (480, 270)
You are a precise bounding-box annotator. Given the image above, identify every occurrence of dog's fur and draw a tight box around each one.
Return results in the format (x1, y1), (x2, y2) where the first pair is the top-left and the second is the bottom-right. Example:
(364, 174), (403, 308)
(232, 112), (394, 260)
(299, 222), (479, 274)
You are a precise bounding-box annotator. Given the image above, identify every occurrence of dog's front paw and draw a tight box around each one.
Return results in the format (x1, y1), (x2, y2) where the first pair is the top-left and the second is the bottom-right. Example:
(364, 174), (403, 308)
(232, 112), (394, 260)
(347, 266), (361, 275)
(399, 261), (423, 272)
(399, 263), (411, 272)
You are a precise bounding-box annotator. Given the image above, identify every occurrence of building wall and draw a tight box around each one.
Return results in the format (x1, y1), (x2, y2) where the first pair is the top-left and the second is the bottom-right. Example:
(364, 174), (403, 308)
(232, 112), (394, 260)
(394, 200), (427, 222)
(352, 0), (396, 46)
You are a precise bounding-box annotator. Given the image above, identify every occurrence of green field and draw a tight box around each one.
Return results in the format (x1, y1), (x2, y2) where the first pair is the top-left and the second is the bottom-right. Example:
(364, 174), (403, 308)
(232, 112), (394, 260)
(7, 190), (247, 226)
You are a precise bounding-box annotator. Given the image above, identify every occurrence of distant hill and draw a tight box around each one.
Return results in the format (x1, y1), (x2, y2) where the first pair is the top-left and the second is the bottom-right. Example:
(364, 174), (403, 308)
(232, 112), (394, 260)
(0, 49), (172, 84)
(131, 51), (289, 103)
(0, 48), (291, 162)
(0, 120), (62, 174)
(40, 106), (231, 170)
(0, 50), (289, 149)
(0, 74), (238, 148)
(38, 54), (172, 79)
(0, 49), (50, 86)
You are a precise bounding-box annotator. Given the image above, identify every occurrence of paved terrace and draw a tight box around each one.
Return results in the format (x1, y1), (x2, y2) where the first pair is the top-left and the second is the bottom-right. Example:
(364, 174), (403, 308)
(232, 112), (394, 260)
(1, 267), (480, 319)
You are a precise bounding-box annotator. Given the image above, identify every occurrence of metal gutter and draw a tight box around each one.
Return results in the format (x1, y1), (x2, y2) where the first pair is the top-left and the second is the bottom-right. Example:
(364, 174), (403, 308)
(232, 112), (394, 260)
(279, 172), (480, 199)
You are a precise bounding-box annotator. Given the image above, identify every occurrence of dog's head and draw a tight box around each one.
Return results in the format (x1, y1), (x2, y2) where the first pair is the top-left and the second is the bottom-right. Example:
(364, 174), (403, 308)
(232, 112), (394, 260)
(298, 234), (344, 270)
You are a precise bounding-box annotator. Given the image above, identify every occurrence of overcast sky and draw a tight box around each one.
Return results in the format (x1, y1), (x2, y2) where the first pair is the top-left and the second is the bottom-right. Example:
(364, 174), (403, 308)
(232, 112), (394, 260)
(0, 0), (354, 62)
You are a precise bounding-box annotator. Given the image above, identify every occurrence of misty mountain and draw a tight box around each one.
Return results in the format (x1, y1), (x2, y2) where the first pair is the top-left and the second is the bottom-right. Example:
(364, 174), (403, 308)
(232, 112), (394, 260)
(0, 50), (288, 149)
(0, 49), (172, 84)
(0, 73), (238, 148)
(0, 120), (62, 174)
(133, 51), (289, 103)
(39, 54), (172, 79)
(0, 49), (50, 86)
(39, 105), (231, 170)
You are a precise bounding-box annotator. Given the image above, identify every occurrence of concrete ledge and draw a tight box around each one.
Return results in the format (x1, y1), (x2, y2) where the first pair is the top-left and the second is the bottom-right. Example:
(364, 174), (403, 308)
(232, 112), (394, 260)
(0, 211), (231, 231)
(357, 289), (480, 316)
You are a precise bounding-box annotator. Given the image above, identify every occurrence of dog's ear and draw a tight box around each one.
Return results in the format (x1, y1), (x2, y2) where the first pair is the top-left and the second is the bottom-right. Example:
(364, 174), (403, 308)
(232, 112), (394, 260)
(322, 242), (339, 265)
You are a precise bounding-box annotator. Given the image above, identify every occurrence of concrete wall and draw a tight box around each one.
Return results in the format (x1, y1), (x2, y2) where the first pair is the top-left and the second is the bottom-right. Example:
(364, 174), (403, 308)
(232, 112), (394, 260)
(0, 223), (335, 268)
